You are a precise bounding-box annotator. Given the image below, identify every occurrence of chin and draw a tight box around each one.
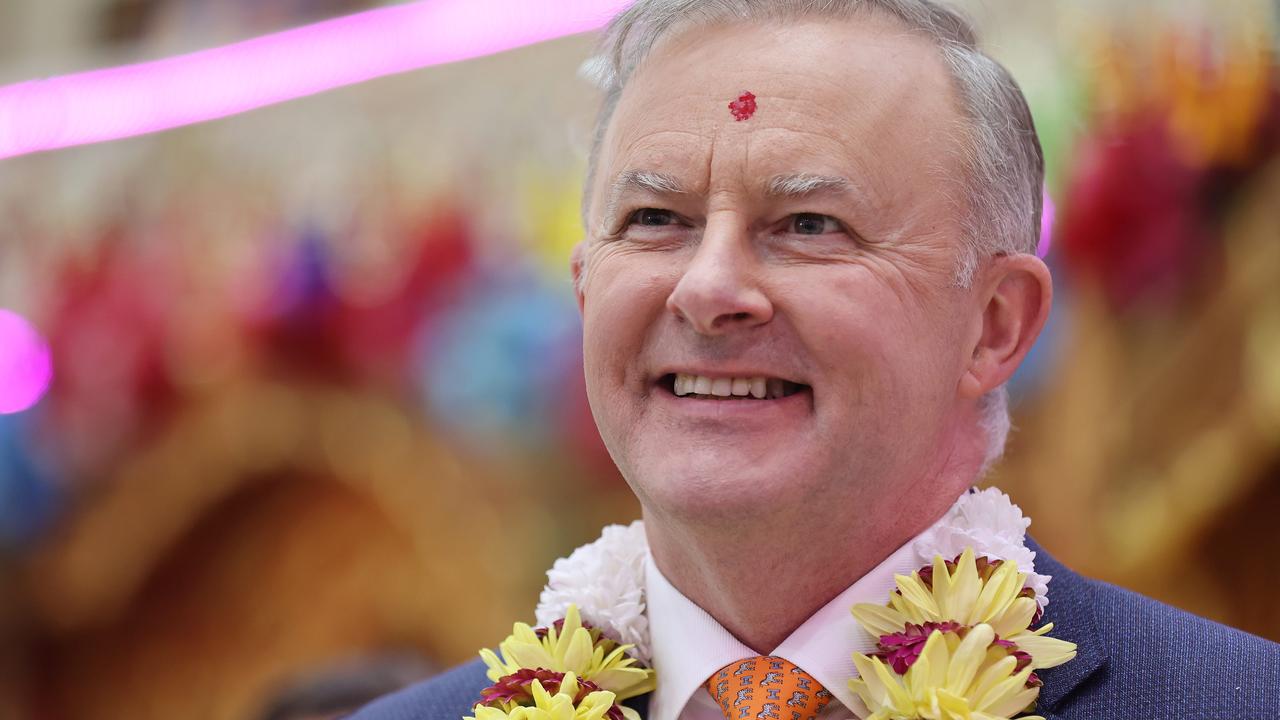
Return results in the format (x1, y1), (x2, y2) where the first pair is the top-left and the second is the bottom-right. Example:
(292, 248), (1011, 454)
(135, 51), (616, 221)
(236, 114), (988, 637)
(627, 443), (823, 522)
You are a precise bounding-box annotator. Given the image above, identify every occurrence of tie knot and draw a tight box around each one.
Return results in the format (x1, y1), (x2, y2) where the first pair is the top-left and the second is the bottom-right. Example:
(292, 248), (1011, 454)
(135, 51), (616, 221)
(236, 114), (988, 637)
(705, 656), (833, 720)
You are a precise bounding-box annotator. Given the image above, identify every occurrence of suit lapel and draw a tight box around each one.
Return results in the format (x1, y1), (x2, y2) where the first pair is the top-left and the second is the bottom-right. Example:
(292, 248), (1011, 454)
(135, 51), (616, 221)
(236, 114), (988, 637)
(1026, 537), (1109, 713)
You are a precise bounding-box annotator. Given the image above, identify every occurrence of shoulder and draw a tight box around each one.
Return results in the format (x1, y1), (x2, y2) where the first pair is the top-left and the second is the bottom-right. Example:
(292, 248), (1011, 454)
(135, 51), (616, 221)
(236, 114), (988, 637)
(1086, 575), (1278, 661)
(1089, 577), (1279, 691)
(347, 658), (489, 720)
(1036, 547), (1280, 720)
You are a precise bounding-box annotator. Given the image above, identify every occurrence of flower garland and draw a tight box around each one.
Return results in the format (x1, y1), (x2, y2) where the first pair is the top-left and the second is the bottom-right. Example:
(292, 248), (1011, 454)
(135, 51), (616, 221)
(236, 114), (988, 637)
(467, 488), (1077, 720)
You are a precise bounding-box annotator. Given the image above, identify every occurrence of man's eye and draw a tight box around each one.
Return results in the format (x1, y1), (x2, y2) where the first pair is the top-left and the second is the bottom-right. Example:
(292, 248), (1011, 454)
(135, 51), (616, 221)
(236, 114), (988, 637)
(790, 213), (840, 235)
(629, 208), (678, 227)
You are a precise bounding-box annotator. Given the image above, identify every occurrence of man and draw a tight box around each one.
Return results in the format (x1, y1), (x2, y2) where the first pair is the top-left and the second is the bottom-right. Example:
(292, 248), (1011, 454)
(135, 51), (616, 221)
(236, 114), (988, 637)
(353, 1), (1280, 718)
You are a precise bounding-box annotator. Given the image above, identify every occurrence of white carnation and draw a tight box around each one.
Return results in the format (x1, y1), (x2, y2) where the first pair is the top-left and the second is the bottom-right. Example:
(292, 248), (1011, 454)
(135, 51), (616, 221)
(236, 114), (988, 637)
(535, 521), (652, 665)
(914, 487), (1052, 609)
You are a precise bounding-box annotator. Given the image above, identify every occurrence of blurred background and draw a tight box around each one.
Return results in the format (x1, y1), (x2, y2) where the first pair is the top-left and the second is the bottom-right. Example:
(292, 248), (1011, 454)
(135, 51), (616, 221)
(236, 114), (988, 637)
(0, 0), (1278, 718)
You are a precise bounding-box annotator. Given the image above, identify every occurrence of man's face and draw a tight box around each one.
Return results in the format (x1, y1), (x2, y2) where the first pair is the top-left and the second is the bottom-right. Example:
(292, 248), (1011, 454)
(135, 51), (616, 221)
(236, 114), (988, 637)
(576, 15), (982, 525)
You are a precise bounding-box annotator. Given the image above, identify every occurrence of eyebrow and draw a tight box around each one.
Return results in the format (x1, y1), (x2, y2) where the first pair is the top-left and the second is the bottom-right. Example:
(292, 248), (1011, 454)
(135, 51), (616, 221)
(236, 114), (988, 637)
(763, 173), (853, 198)
(598, 170), (862, 231)
(602, 169), (688, 224)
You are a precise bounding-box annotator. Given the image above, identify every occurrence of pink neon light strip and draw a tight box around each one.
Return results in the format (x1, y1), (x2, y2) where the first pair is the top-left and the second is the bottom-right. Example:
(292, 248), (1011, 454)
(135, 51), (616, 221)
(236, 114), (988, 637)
(0, 0), (634, 160)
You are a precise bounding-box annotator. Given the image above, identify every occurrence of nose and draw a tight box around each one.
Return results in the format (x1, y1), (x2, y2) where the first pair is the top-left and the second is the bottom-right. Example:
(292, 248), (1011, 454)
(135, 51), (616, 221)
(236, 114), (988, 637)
(666, 223), (773, 335)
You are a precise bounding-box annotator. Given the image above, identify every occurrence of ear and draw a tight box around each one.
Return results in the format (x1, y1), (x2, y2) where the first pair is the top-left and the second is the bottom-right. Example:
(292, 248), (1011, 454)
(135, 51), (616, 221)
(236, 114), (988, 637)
(570, 241), (588, 314)
(957, 254), (1052, 400)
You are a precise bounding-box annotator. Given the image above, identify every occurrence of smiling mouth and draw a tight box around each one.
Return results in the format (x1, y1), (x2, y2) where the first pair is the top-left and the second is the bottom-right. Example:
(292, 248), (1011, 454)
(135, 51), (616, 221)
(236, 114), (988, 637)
(658, 373), (809, 400)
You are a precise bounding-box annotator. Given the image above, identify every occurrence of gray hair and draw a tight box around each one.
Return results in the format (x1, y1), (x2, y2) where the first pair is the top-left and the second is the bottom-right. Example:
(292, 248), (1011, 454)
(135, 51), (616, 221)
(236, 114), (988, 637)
(580, 0), (1044, 470)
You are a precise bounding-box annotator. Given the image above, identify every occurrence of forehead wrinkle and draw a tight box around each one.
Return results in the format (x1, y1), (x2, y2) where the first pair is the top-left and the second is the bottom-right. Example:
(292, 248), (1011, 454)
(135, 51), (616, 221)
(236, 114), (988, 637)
(758, 126), (901, 211)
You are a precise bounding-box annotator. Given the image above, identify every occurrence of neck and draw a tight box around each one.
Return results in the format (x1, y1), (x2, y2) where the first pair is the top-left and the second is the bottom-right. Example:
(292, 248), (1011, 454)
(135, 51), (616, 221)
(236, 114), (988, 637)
(643, 441), (982, 653)
(646, 519), (898, 653)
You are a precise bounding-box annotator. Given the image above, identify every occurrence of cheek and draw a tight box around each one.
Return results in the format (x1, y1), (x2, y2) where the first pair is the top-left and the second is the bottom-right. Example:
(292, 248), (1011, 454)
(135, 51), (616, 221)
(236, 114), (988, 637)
(581, 253), (676, 384)
(787, 267), (960, 400)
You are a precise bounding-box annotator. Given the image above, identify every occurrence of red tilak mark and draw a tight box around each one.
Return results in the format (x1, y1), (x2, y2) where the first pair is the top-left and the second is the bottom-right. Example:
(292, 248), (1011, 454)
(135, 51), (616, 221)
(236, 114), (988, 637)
(728, 91), (757, 121)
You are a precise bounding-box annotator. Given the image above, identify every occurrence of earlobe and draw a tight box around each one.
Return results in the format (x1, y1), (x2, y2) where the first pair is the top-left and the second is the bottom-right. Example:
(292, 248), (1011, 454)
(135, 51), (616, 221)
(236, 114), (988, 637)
(960, 255), (1052, 399)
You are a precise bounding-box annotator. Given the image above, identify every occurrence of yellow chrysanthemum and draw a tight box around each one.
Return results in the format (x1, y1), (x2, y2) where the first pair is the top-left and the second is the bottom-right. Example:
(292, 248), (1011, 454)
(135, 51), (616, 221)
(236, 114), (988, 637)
(467, 673), (623, 720)
(849, 624), (1044, 720)
(851, 549), (1076, 671)
(480, 605), (655, 700)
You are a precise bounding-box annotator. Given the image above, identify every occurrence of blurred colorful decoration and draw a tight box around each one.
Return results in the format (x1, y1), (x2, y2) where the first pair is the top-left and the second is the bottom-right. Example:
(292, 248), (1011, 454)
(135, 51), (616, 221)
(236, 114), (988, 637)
(329, 209), (475, 383)
(0, 308), (53, 415)
(41, 241), (178, 476)
(1059, 20), (1278, 311)
(518, 170), (588, 281)
(0, 0), (634, 160)
(0, 411), (60, 546)
(7, 201), (623, 720)
(416, 268), (582, 446)
(239, 209), (476, 386)
(1058, 112), (1210, 310)
(995, 3), (1280, 649)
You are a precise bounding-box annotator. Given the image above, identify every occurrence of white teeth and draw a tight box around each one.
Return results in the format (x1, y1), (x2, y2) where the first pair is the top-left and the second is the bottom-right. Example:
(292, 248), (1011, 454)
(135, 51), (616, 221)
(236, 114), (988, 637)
(674, 373), (693, 396)
(670, 374), (792, 399)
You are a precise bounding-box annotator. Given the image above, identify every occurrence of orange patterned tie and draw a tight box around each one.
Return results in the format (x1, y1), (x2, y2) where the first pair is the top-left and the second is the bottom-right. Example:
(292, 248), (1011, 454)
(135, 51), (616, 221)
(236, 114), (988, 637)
(705, 656), (834, 720)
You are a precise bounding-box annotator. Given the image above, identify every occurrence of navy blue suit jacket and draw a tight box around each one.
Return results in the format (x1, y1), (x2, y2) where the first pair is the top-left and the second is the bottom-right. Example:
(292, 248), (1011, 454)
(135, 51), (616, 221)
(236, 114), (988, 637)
(351, 540), (1280, 719)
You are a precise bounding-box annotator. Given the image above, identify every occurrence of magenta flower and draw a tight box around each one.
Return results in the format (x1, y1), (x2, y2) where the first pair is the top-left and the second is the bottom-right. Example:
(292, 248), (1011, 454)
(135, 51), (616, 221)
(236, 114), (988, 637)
(874, 621), (965, 674)
(476, 669), (625, 720)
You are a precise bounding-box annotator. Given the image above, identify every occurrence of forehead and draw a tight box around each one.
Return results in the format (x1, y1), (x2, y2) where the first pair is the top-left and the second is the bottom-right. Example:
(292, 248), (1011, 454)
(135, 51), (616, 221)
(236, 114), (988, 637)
(592, 13), (964, 221)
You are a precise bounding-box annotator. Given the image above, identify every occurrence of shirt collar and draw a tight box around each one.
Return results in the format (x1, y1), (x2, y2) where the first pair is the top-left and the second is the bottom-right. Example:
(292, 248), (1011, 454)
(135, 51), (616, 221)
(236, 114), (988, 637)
(644, 537), (926, 720)
(645, 551), (751, 720)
